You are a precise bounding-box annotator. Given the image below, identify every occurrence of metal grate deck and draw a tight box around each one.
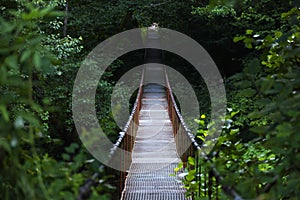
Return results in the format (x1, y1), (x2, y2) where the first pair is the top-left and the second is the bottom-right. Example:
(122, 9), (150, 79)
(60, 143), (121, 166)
(121, 66), (190, 199)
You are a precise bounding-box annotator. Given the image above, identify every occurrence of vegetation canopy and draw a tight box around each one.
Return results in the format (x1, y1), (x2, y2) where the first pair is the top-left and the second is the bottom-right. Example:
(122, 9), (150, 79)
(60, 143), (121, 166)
(0, 0), (299, 199)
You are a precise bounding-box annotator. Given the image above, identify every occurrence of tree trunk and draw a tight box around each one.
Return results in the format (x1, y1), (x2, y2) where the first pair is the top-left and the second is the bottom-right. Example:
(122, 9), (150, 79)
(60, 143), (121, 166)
(63, 0), (68, 37)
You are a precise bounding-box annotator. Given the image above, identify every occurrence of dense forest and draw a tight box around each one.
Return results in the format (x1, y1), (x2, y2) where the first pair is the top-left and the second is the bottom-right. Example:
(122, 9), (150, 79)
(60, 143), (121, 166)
(0, 0), (299, 199)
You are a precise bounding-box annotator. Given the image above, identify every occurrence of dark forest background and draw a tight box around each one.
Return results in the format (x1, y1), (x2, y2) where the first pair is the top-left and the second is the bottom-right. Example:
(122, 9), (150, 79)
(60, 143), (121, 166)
(0, 0), (299, 199)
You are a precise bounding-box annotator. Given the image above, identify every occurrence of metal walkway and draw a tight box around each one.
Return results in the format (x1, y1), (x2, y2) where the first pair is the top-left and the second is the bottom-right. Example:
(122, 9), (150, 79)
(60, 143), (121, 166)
(119, 28), (190, 200)
(120, 67), (189, 200)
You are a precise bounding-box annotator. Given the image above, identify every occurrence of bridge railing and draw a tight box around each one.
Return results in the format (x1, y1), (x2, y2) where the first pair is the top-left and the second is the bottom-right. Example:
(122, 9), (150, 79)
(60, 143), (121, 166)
(164, 68), (243, 200)
(76, 67), (144, 200)
(107, 66), (145, 195)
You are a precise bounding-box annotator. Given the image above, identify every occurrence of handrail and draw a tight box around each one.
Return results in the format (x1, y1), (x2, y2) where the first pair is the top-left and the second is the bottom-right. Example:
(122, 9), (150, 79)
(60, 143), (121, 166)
(109, 66), (145, 159)
(108, 66), (145, 197)
(164, 67), (243, 200)
(77, 28), (149, 200)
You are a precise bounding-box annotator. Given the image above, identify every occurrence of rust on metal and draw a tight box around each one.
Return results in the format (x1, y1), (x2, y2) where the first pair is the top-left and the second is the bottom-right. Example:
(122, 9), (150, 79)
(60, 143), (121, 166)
(120, 58), (191, 199)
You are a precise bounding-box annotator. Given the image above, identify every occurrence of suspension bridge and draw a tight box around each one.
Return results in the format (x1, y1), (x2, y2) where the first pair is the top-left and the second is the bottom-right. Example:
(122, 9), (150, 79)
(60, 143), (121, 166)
(76, 27), (243, 200)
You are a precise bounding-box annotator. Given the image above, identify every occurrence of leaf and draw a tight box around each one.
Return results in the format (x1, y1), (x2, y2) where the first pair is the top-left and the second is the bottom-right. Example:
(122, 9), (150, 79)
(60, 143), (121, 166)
(239, 88), (256, 97)
(188, 157), (195, 166)
(244, 38), (253, 49)
(62, 153), (70, 161)
(230, 110), (239, 117)
(5, 55), (18, 69)
(263, 35), (274, 44)
(47, 11), (64, 17)
(33, 52), (41, 70)
(248, 111), (263, 119)
(39, 6), (54, 17)
(185, 174), (195, 181)
(236, 143), (243, 150)
(246, 29), (253, 35)
(233, 36), (245, 43)
(247, 58), (261, 75)
(198, 120), (205, 126)
(65, 143), (79, 154)
(178, 162), (183, 168)
(197, 135), (205, 141)
(0, 105), (9, 121)
(274, 31), (282, 38)
(0, 67), (7, 82)
(233, 80), (252, 88)
(250, 126), (269, 134)
(0, 137), (11, 153)
(276, 123), (293, 138)
(21, 50), (32, 63)
(230, 128), (239, 135)
(260, 78), (275, 93)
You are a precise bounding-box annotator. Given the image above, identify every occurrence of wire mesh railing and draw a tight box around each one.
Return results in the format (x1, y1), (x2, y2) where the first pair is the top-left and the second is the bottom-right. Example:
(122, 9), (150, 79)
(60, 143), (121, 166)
(107, 67), (145, 198)
(164, 67), (244, 200)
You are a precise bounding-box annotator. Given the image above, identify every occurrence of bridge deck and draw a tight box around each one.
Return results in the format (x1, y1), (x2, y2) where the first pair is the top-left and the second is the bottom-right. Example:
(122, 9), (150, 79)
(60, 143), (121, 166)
(120, 64), (190, 200)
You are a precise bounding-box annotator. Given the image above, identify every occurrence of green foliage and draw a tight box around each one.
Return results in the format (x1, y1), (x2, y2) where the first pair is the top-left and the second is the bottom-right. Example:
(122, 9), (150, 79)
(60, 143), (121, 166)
(190, 0), (291, 75)
(66, 0), (193, 51)
(2, 0), (299, 199)
(0, 2), (114, 199)
(192, 4), (236, 18)
(181, 3), (300, 199)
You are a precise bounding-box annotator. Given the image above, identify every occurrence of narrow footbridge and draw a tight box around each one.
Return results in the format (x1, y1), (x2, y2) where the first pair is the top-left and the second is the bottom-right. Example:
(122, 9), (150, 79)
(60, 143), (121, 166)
(77, 28), (243, 200)
(120, 55), (188, 199)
